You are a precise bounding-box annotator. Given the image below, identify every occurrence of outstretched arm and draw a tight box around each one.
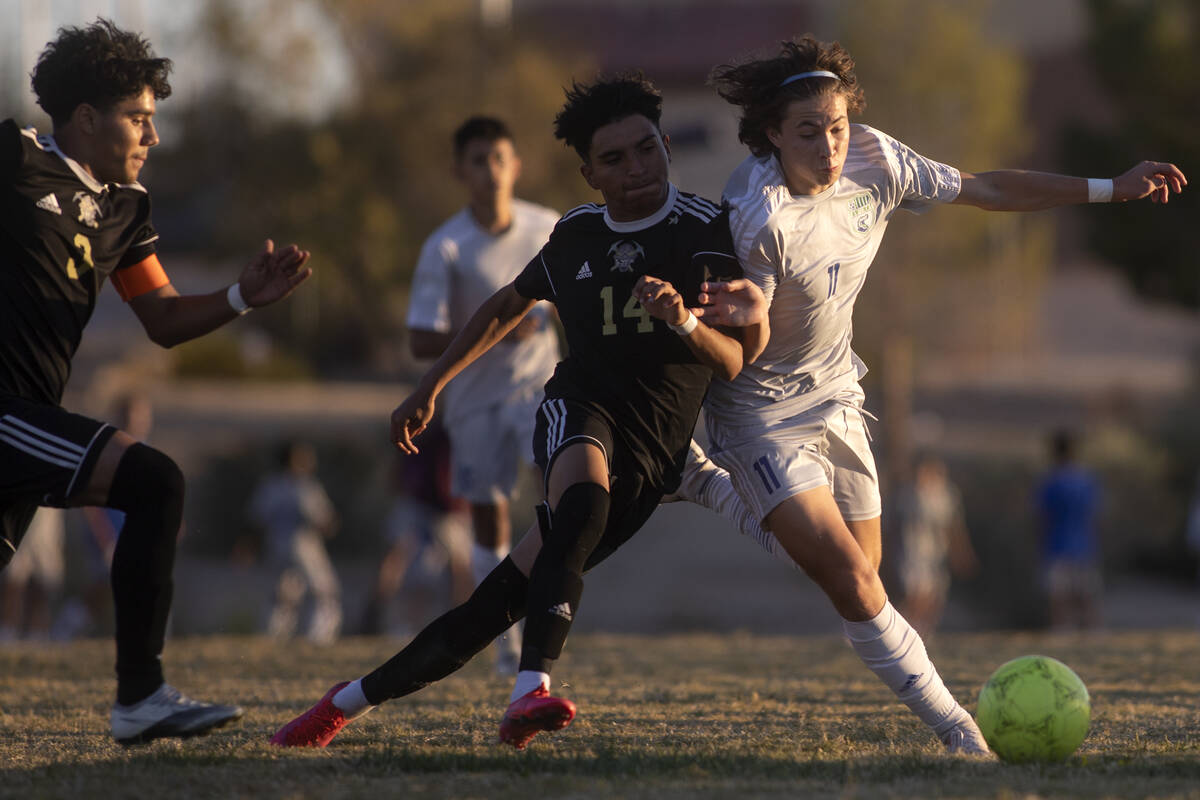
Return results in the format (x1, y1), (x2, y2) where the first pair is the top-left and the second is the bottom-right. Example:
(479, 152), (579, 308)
(391, 283), (535, 454)
(955, 161), (1187, 211)
(129, 239), (312, 347)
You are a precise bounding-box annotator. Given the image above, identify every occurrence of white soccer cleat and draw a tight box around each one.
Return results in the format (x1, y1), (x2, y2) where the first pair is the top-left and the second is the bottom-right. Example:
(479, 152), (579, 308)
(661, 439), (720, 504)
(941, 716), (994, 757)
(111, 683), (244, 745)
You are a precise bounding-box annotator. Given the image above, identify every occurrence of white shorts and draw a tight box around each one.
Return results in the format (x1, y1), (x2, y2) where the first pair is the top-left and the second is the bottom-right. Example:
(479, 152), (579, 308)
(5, 507), (65, 588)
(705, 389), (881, 524)
(447, 399), (539, 505)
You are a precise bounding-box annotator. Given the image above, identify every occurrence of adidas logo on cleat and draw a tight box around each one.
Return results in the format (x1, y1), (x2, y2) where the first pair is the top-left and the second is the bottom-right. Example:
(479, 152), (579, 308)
(575, 261), (592, 280)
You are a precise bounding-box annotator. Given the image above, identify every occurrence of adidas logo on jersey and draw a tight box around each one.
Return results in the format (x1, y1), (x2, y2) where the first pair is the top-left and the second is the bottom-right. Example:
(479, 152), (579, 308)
(547, 602), (573, 621)
(36, 194), (62, 215)
(575, 261), (593, 280)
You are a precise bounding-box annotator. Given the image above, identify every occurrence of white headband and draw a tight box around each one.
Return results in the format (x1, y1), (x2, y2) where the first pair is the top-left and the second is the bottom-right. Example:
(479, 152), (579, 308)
(780, 70), (839, 87)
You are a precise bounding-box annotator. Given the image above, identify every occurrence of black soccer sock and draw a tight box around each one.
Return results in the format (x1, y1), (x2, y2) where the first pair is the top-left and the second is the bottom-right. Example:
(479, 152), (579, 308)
(520, 482), (610, 674)
(106, 444), (185, 706)
(360, 556), (529, 705)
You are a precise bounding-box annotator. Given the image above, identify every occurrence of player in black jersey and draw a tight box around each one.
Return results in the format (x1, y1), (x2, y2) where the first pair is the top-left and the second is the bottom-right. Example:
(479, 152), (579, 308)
(271, 74), (768, 750)
(1, 20), (312, 744)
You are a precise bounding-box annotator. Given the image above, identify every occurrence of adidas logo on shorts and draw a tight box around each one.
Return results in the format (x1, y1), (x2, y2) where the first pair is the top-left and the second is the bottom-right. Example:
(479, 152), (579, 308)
(547, 602), (573, 621)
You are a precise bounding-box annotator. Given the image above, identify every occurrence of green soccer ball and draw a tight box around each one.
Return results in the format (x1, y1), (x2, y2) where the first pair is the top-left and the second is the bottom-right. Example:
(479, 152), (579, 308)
(976, 655), (1091, 763)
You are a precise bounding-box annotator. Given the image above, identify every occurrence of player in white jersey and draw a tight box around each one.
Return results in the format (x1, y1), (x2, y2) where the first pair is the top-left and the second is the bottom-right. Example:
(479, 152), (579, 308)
(680, 35), (1186, 756)
(406, 116), (560, 672)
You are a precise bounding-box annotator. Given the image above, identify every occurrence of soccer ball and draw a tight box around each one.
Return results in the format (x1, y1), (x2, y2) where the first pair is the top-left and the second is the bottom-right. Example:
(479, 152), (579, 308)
(976, 655), (1091, 763)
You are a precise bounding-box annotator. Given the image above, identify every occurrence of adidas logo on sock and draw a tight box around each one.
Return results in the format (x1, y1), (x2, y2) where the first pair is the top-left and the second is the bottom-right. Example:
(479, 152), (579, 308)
(36, 194), (62, 215)
(575, 261), (592, 280)
(548, 602), (573, 621)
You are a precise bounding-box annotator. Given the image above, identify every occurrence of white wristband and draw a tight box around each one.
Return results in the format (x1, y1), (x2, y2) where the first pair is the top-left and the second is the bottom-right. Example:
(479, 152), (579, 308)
(667, 311), (699, 336)
(226, 283), (251, 315)
(1087, 178), (1113, 203)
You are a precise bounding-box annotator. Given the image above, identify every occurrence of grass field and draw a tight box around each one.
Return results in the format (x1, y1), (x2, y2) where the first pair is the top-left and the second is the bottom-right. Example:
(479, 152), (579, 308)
(2, 630), (1199, 799)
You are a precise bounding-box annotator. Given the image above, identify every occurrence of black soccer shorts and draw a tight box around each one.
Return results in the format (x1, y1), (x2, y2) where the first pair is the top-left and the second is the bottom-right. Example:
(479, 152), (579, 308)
(0, 394), (116, 565)
(532, 396), (664, 572)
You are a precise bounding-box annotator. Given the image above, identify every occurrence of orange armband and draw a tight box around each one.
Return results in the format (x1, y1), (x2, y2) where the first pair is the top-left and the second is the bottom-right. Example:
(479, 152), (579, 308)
(111, 254), (169, 301)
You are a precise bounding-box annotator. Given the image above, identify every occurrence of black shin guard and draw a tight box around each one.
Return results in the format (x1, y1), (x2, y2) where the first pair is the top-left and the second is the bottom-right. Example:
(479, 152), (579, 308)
(521, 482), (610, 674)
(106, 444), (185, 705)
(360, 556), (529, 704)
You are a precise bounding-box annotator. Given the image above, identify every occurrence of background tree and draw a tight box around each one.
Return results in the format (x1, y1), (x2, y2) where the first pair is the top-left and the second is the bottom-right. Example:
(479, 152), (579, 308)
(1063, 0), (1199, 308)
(837, 0), (1052, 490)
(153, 0), (592, 376)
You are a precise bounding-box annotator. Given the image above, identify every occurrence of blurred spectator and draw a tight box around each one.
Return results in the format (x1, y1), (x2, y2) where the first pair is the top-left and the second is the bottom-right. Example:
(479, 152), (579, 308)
(250, 441), (341, 645)
(1035, 429), (1103, 631)
(893, 455), (978, 637)
(1, 507), (65, 640)
(361, 420), (473, 638)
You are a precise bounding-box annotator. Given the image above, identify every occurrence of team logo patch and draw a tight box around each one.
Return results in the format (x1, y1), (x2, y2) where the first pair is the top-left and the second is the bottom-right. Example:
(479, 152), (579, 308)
(73, 191), (103, 229)
(36, 193), (62, 215)
(846, 191), (874, 235)
(607, 240), (645, 273)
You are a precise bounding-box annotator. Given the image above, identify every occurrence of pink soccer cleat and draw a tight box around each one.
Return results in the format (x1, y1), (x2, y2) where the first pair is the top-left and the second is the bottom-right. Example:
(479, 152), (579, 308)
(498, 685), (576, 750)
(270, 682), (351, 748)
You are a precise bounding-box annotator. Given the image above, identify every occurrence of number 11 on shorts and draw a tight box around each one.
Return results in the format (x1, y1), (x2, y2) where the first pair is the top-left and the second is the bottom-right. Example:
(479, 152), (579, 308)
(753, 455), (781, 493)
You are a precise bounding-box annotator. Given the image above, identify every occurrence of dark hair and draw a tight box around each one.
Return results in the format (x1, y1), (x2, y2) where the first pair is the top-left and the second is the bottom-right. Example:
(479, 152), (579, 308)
(709, 35), (865, 158)
(453, 116), (513, 160)
(1050, 429), (1077, 462)
(31, 18), (172, 126)
(553, 72), (663, 161)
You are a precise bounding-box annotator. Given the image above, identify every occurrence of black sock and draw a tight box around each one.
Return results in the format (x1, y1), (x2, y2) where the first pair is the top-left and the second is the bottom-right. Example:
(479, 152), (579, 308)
(106, 444), (184, 706)
(360, 556), (528, 704)
(520, 482), (609, 674)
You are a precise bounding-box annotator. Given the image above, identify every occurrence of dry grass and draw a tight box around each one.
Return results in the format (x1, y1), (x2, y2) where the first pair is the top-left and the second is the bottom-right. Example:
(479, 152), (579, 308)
(2, 630), (1199, 799)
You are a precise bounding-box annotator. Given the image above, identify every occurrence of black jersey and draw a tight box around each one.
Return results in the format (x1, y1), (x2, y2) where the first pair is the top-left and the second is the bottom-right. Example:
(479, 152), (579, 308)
(0, 120), (159, 405)
(513, 184), (741, 489)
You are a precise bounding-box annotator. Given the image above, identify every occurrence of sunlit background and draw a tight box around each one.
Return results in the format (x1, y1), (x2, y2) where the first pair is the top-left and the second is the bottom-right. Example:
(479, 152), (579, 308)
(2, 0), (1197, 636)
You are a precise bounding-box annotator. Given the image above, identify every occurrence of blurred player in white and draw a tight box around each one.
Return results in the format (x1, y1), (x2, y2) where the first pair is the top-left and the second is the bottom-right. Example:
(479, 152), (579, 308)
(405, 116), (559, 673)
(676, 35), (1186, 756)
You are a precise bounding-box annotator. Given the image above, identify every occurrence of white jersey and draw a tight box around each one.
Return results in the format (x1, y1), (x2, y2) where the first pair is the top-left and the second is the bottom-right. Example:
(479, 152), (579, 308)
(707, 124), (961, 424)
(407, 198), (560, 424)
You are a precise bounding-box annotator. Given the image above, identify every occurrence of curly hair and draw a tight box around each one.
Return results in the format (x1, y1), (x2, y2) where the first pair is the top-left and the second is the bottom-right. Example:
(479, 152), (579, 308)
(553, 72), (663, 161)
(709, 35), (865, 158)
(31, 18), (172, 125)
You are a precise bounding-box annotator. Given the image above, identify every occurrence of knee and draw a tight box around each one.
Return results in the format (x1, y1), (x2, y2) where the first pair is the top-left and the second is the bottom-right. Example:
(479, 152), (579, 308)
(106, 444), (185, 515)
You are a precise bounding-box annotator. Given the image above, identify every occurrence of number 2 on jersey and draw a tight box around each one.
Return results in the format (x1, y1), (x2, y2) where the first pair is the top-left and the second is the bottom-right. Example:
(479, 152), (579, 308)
(599, 285), (654, 335)
(65, 233), (93, 280)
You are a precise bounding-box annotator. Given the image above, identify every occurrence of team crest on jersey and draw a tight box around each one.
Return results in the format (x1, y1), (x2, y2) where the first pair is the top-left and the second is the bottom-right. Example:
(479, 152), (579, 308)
(607, 240), (645, 273)
(73, 191), (102, 229)
(846, 191), (874, 235)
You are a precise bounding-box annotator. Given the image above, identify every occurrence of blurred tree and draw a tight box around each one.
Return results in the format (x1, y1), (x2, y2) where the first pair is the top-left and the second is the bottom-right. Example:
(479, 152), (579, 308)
(836, 0), (1052, 489)
(1062, 0), (1199, 308)
(154, 0), (592, 376)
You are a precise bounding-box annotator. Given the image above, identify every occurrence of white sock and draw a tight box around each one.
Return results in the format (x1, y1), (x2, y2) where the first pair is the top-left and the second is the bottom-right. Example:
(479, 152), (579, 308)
(842, 601), (970, 737)
(332, 679), (376, 720)
(697, 468), (797, 568)
(510, 670), (549, 703)
(471, 542), (506, 587)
